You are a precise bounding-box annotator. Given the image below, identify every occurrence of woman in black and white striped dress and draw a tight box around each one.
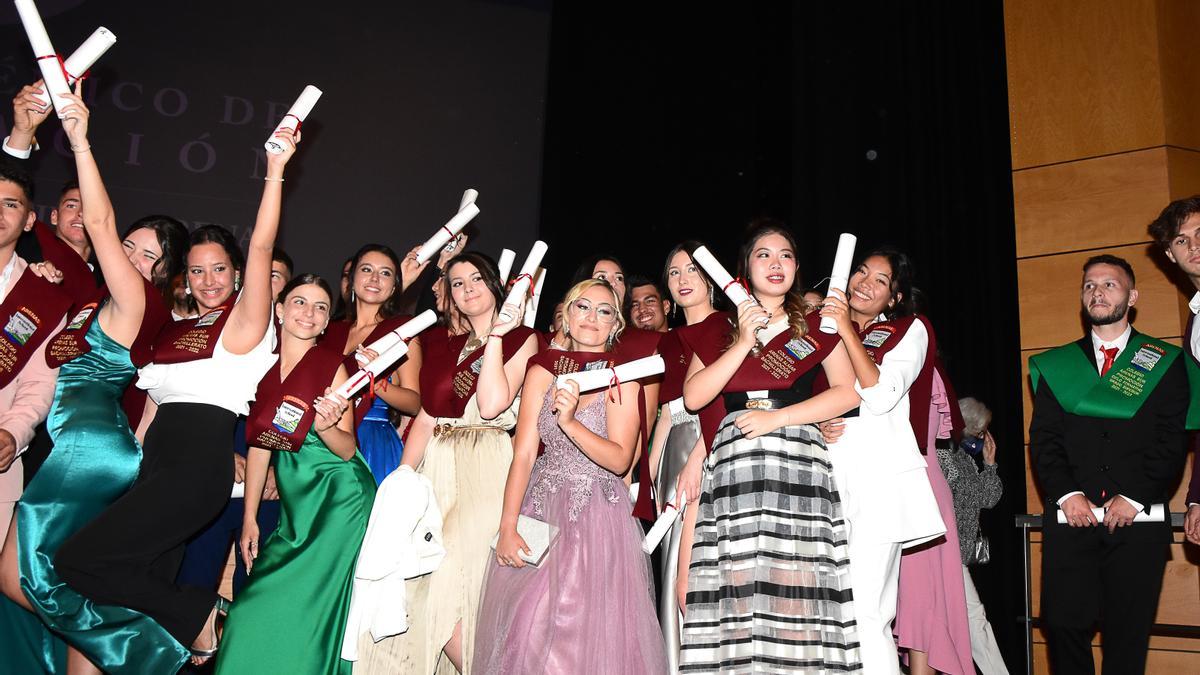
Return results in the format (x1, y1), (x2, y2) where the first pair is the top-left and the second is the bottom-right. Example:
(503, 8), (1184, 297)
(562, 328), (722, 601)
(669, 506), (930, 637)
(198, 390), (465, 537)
(677, 220), (863, 673)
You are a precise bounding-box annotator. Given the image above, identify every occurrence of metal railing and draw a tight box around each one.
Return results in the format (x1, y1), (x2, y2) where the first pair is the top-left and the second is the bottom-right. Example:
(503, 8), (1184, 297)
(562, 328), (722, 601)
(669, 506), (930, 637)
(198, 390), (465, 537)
(1015, 512), (1194, 675)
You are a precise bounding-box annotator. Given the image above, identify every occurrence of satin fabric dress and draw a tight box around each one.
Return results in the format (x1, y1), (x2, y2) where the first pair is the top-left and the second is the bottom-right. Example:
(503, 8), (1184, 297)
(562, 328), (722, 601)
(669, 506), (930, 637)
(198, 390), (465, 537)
(216, 428), (376, 675)
(16, 319), (189, 675)
(357, 397), (404, 484)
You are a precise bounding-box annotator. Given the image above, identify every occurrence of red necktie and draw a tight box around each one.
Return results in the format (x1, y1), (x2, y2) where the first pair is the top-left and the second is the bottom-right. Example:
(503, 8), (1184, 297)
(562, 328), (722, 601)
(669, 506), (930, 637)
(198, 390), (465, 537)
(1099, 346), (1119, 376)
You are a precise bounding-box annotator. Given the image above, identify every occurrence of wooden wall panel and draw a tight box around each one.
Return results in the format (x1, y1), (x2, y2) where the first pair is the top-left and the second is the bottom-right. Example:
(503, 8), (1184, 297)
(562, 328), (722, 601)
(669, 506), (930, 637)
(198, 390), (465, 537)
(1167, 147), (1200, 199)
(1029, 539), (1200, 625)
(1017, 245), (1185, 350)
(1157, 0), (1200, 152)
(1013, 148), (1170, 258)
(1004, 0), (1164, 169)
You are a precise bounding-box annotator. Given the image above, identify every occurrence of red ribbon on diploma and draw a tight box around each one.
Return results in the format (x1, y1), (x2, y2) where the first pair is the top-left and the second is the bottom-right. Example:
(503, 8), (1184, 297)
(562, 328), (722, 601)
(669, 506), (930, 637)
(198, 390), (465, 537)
(723, 277), (749, 296)
(36, 53), (71, 85)
(607, 369), (622, 404)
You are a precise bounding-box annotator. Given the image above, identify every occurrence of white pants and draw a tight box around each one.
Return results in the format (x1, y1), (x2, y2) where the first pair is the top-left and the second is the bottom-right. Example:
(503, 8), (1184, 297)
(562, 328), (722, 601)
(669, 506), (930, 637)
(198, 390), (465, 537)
(847, 537), (903, 675)
(963, 564), (1009, 675)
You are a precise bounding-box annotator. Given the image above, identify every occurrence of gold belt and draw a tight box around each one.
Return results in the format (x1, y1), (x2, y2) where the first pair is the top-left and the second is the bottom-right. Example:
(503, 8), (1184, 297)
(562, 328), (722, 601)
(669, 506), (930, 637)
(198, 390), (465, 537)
(432, 423), (506, 438)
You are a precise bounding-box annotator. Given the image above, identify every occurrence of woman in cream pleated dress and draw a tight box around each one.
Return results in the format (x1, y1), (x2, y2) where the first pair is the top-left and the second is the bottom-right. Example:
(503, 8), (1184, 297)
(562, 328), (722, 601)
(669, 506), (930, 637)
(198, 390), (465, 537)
(354, 252), (539, 674)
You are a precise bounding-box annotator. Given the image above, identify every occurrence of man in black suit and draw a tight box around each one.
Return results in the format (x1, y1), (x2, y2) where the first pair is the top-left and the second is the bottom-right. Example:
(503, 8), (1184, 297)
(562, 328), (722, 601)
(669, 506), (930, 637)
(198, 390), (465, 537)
(1029, 254), (1192, 675)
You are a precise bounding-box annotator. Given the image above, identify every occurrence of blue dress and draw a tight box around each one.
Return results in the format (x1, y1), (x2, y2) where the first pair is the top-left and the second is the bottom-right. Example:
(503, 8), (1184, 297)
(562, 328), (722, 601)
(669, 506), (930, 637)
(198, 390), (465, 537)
(355, 396), (403, 484)
(15, 319), (189, 674)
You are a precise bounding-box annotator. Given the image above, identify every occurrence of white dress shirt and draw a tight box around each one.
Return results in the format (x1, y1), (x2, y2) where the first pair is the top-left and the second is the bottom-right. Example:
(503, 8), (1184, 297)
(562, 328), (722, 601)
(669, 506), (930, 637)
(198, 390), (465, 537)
(1057, 324), (1144, 513)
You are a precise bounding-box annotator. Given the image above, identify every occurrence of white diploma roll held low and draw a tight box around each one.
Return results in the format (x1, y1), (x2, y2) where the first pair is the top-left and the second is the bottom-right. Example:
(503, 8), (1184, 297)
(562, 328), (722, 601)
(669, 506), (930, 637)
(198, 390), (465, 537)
(499, 241), (549, 323)
(15, 0), (72, 117)
(693, 246), (753, 308)
(556, 355), (665, 393)
(1055, 503), (1165, 525)
(414, 202), (480, 264)
(642, 490), (686, 554)
(354, 310), (438, 366)
(31, 26), (117, 107)
(819, 233), (858, 334)
(497, 248), (516, 284)
(265, 85), (322, 154)
(459, 188), (478, 211)
(523, 267), (546, 328)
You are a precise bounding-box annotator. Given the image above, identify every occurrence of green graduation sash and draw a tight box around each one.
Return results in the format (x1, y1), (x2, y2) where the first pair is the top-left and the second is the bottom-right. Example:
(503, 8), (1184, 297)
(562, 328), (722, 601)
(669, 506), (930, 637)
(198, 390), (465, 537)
(1029, 334), (1200, 429)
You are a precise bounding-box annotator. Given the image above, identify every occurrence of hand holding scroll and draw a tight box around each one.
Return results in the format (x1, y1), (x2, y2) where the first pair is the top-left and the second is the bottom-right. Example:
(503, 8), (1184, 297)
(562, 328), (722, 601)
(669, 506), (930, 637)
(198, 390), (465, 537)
(265, 128), (299, 173)
(735, 300), (768, 349)
(554, 379), (582, 428)
(491, 301), (525, 338)
(58, 84), (89, 150)
(11, 80), (52, 139)
(818, 288), (855, 339)
(314, 388), (349, 432)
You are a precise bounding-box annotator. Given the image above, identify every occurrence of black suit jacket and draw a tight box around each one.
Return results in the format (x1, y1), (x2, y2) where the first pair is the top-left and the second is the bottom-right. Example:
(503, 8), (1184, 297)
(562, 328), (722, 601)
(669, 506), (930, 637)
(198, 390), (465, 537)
(1030, 332), (1189, 540)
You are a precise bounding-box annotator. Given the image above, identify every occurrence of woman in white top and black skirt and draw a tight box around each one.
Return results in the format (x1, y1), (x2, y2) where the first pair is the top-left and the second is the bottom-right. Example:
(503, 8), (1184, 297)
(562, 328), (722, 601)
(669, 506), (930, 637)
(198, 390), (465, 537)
(54, 128), (300, 664)
(678, 219), (863, 673)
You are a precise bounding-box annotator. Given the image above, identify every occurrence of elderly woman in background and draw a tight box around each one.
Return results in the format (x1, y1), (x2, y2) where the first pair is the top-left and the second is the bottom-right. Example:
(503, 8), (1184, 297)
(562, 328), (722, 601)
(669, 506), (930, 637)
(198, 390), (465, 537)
(936, 397), (1008, 675)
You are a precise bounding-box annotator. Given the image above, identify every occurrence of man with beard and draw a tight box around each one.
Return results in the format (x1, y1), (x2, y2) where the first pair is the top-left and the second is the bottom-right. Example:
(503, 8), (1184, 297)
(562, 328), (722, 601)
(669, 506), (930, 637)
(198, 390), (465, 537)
(1147, 197), (1200, 546)
(1029, 254), (1195, 675)
(628, 275), (671, 332)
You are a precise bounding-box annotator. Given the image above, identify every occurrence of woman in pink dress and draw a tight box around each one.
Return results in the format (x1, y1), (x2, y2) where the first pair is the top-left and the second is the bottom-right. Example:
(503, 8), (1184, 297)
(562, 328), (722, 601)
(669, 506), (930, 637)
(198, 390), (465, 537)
(473, 279), (668, 674)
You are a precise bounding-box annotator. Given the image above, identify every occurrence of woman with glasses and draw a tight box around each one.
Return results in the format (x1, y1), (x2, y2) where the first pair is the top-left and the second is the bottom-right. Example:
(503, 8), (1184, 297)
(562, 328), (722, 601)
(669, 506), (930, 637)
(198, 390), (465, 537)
(678, 219), (863, 673)
(473, 279), (668, 674)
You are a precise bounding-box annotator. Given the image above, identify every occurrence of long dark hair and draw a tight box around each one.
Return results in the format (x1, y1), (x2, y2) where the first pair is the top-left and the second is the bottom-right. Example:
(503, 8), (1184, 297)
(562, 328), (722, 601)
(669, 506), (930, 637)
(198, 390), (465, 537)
(854, 246), (916, 320)
(345, 244), (403, 323)
(440, 252), (504, 335)
(571, 253), (630, 317)
(123, 215), (188, 309)
(729, 218), (808, 344)
(661, 240), (720, 309)
(276, 272), (334, 307)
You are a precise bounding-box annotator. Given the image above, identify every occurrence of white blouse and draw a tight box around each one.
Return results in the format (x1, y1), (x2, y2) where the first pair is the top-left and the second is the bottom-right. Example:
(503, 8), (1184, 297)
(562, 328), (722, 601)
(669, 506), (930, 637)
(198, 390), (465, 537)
(137, 321), (278, 416)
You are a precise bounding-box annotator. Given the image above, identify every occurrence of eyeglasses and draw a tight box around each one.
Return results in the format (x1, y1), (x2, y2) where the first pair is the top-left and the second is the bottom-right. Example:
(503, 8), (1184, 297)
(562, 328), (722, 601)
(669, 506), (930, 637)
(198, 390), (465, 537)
(569, 299), (618, 324)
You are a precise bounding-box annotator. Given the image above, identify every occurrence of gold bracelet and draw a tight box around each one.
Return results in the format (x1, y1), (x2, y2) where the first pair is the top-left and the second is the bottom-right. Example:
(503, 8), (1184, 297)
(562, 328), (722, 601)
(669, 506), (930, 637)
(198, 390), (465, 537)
(264, 176), (284, 183)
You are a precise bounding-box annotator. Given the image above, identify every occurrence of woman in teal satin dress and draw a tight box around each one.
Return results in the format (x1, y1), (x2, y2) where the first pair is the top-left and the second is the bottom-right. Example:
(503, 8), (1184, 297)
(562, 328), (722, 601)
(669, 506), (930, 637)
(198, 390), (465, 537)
(215, 275), (376, 675)
(0, 90), (191, 674)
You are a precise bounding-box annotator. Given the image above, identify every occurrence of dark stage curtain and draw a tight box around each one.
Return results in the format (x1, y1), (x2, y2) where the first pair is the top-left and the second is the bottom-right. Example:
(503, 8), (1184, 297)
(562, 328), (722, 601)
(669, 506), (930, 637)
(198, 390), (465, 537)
(538, 0), (1022, 666)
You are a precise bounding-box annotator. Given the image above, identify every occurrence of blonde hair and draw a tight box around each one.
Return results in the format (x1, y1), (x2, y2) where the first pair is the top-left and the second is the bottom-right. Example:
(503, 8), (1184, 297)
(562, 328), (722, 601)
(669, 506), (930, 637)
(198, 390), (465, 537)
(560, 278), (625, 350)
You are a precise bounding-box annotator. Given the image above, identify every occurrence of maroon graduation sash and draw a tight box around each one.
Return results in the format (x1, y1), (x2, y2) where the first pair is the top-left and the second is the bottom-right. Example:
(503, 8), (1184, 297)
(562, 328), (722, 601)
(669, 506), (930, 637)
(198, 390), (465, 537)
(0, 268), (71, 388)
(324, 316), (415, 428)
(149, 302), (234, 364)
(672, 311), (732, 457)
(45, 278), (172, 369)
(419, 325), (539, 419)
(695, 312), (833, 393)
(246, 345), (345, 451)
(31, 220), (98, 311)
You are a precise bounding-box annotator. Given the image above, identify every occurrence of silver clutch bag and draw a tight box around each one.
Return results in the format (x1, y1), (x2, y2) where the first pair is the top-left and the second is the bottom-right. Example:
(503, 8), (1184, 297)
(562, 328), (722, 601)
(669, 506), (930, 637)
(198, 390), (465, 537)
(490, 514), (560, 567)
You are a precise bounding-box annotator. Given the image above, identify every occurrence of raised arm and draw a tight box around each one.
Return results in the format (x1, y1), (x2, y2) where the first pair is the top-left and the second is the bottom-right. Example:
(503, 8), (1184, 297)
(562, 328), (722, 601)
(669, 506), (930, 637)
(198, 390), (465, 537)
(478, 307), (539, 419)
(59, 89), (144, 345)
(224, 129), (297, 355)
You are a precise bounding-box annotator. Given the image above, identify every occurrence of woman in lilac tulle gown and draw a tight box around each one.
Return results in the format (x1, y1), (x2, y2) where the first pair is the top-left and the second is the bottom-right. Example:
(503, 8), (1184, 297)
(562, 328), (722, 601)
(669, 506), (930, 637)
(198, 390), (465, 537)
(474, 279), (668, 674)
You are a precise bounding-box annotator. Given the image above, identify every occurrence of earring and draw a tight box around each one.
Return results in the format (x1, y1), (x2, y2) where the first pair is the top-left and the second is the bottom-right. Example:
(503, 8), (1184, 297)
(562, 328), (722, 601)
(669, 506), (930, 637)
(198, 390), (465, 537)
(708, 285), (715, 307)
(671, 302), (677, 319)
(605, 333), (614, 349)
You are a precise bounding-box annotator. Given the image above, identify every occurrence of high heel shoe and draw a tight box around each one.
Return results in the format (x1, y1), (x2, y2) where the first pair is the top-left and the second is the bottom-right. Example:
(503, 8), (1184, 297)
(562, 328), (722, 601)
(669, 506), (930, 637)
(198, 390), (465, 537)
(190, 596), (231, 662)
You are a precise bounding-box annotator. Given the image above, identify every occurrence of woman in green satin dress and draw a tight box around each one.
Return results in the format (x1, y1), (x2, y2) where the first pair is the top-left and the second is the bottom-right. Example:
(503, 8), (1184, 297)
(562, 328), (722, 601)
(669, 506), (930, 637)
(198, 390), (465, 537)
(215, 274), (376, 675)
(0, 90), (191, 674)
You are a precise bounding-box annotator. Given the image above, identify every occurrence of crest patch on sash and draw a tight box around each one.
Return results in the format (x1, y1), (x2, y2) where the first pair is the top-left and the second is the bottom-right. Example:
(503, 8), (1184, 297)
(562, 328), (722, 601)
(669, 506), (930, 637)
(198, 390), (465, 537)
(196, 309), (224, 327)
(784, 337), (816, 360)
(272, 396), (307, 434)
(67, 306), (95, 330)
(1130, 344), (1164, 373)
(470, 356), (484, 374)
(4, 308), (38, 346)
(584, 360), (609, 371)
(862, 328), (893, 348)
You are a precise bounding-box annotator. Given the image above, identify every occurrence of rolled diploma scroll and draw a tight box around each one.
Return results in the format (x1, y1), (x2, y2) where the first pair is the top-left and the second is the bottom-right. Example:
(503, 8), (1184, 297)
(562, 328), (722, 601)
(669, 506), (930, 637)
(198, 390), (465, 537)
(14, 0), (72, 117)
(642, 490), (686, 554)
(354, 310), (438, 365)
(460, 188), (478, 211)
(819, 233), (858, 334)
(415, 202), (480, 264)
(1055, 503), (1165, 525)
(692, 246), (753, 308)
(497, 248), (516, 284)
(498, 241), (549, 323)
(31, 27), (117, 107)
(556, 354), (666, 394)
(334, 340), (412, 401)
(265, 85), (322, 154)
(523, 267), (546, 328)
